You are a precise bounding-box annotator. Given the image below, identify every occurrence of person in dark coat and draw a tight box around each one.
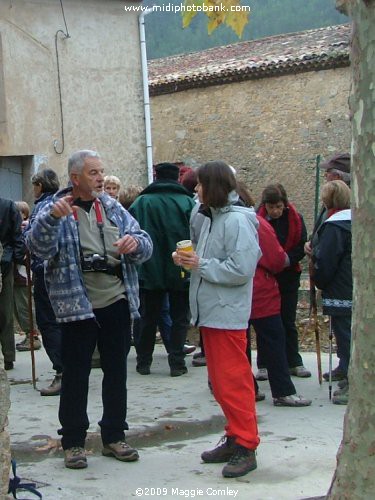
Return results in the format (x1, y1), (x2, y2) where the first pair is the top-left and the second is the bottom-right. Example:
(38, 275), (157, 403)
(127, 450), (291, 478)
(257, 184), (310, 379)
(23, 169), (64, 395)
(312, 180), (352, 402)
(129, 163), (195, 377)
(0, 197), (25, 370)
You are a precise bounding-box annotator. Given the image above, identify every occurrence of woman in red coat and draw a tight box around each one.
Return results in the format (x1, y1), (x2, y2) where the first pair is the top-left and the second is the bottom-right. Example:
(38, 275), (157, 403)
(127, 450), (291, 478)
(249, 216), (311, 406)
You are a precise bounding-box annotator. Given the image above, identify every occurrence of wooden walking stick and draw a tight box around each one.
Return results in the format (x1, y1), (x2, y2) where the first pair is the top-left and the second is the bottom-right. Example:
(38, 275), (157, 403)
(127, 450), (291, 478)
(309, 260), (323, 385)
(25, 250), (37, 389)
(309, 154), (323, 384)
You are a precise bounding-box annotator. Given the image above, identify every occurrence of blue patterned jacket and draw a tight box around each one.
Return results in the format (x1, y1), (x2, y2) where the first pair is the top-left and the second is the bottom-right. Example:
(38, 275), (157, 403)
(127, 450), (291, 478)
(25, 188), (153, 322)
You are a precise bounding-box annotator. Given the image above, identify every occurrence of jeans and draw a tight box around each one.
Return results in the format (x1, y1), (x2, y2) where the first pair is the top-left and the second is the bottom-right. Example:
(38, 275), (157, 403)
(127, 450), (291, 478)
(58, 299), (131, 449)
(331, 314), (351, 375)
(136, 289), (189, 370)
(33, 268), (63, 373)
(250, 315), (296, 398)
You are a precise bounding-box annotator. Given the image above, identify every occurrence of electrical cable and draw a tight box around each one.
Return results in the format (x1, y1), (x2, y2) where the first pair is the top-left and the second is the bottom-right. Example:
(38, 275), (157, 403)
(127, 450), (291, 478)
(53, 0), (70, 154)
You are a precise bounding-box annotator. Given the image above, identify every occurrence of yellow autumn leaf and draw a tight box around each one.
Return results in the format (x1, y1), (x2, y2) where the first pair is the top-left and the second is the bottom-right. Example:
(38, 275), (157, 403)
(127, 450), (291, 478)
(182, 0), (250, 37)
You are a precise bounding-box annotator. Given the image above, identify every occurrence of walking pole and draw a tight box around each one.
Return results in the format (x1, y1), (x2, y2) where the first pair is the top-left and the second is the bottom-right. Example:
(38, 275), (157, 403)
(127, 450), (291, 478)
(309, 259), (323, 384)
(25, 250), (37, 390)
(308, 154), (323, 384)
(328, 316), (333, 400)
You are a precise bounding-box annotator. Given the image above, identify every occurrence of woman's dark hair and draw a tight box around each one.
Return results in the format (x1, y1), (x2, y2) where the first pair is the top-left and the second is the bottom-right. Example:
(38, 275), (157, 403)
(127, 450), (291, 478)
(197, 161), (236, 208)
(31, 168), (60, 194)
(236, 181), (255, 207)
(261, 183), (288, 205)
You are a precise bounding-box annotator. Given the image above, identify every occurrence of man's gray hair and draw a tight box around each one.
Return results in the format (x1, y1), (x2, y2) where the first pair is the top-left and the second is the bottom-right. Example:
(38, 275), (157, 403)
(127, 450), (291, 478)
(331, 168), (351, 184)
(68, 150), (100, 175)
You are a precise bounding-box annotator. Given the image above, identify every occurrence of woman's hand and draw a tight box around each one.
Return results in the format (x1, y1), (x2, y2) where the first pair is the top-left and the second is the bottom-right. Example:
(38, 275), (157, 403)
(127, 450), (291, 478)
(176, 249), (200, 270)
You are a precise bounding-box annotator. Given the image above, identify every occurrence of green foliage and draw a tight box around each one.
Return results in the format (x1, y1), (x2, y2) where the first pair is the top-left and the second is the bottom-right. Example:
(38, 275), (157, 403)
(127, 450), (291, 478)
(143, 0), (348, 59)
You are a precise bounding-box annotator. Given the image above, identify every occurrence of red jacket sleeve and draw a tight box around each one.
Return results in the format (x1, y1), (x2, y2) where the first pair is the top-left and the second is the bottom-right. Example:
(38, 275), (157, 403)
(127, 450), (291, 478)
(257, 216), (286, 274)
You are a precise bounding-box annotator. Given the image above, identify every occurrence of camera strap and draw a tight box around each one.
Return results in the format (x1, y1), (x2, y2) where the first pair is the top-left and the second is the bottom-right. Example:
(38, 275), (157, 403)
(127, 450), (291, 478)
(73, 199), (108, 262)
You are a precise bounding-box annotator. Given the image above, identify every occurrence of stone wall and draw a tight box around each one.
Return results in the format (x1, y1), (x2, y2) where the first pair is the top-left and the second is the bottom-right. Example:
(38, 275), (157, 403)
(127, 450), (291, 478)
(0, 0), (148, 204)
(150, 67), (351, 231)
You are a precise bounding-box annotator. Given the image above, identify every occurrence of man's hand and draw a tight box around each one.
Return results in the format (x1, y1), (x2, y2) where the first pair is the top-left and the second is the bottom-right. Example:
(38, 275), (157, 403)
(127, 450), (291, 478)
(50, 196), (76, 219)
(113, 235), (139, 255)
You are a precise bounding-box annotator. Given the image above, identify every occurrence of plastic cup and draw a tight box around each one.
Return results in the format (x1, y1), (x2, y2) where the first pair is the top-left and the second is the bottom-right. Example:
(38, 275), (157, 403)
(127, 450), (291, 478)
(176, 240), (193, 270)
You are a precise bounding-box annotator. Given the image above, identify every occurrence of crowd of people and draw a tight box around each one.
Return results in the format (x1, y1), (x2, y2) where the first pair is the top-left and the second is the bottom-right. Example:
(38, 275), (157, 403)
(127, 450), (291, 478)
(0, 151), (352, 478)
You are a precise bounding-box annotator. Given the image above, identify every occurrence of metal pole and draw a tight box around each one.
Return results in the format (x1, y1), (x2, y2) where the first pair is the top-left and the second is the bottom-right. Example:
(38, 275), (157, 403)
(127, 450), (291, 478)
(328, 316), (333, 400)
(25, 251), (37, 390)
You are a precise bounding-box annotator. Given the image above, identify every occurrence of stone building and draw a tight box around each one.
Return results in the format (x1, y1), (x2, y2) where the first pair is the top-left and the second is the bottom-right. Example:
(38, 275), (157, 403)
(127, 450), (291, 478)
(0, 0), (147, 205)
(0, 0), (145, 492)
(149, 24), (351, 231)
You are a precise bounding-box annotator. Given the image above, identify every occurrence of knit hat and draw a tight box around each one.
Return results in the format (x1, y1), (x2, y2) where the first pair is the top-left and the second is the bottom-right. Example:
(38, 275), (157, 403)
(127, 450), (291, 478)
(320, 153), (350, 173)
(155, 162), (180, 181)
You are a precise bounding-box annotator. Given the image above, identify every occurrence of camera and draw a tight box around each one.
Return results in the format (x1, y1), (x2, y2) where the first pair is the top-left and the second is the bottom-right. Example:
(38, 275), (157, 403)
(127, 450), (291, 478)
(81, 253), (108, 272)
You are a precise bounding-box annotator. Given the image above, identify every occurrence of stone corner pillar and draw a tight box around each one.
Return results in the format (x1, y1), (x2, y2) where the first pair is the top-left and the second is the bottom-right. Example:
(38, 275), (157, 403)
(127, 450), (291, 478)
(0, 354), (11, 498)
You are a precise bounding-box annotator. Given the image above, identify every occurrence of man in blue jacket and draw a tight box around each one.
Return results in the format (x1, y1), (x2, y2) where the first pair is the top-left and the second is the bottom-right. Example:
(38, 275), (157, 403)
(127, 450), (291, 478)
(26, 150), (153, 469)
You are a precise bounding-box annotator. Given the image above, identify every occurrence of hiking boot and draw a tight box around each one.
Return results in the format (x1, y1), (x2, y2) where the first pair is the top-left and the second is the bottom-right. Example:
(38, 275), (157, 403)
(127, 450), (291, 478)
(273, 394), (312, 407)
(192, 355), (206, 367)
(255, 391), (266, 402)
(40, 374), (62, 396)
(337, 378), (348, 390)
(290, 365), (311, 378)
(323, 367), (346, 382)
(201, 436), (236, 463)
(170, 366), (188, 377)
(16, 336), (42, 351)
(136, 365), (151, 375)
(255, 368), (268, 381)
(4, 361), (14, 370)
(183, 344), (196, 355)
(193, 351), (204, 359)
(64, 447), (87, 469)
(102, 441), (139, 462)
(332, 384), (349, 405)
(222, 445), (257, 478)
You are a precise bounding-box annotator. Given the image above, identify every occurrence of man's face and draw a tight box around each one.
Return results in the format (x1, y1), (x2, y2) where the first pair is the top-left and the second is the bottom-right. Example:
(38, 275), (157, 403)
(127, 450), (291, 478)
(71, 157), (104, 200)
(325, 169), (341, 182)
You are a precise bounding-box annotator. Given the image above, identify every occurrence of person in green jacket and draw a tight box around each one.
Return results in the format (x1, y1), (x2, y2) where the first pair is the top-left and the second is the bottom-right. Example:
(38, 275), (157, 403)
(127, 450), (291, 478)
(129, 163), (195, 377)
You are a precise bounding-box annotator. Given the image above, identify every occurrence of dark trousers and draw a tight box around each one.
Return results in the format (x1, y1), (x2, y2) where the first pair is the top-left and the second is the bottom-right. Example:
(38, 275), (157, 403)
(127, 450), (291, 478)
(136, 289), (189, 370)
(58, 299), (131, 449)
(250, 315), (296, 398)
(332, 314), (351, 375)
(0, 265), (15, 363)
(258, 288), (304, 369)
(33, 268), (63, 373)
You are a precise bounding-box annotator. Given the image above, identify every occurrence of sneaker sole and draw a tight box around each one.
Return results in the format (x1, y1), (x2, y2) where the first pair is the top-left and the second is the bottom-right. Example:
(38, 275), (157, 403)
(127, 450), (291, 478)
(222, 461), (257, 478)
(102, 449), (139, 462)
(65, 459), (87, 469)
(273, 401), (312, 407)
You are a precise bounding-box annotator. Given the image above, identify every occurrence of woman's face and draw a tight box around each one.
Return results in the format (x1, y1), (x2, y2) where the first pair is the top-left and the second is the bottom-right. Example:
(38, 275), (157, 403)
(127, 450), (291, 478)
(265, 201), (285, 219)
(104, 182), (120, 199)
(195, 181), (204, 203)
(33, 183), (43, 199)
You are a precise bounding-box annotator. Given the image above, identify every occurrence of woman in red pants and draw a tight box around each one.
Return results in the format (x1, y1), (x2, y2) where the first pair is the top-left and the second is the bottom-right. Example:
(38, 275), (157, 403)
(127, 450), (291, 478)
(173, 161), (261, 478)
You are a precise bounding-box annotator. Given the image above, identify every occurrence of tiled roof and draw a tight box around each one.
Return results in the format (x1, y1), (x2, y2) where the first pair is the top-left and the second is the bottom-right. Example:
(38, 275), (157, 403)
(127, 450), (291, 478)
(148, 24), (350, 95)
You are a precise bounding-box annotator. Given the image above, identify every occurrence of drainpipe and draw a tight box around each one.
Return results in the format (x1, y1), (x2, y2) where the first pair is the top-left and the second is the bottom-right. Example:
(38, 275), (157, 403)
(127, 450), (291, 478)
(139, 8), (154, 184)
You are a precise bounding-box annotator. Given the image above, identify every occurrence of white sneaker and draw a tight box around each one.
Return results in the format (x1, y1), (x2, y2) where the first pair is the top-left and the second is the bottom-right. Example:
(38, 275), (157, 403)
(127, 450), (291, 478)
(273, 394), (312, 407)
(255, 368), (268, 381)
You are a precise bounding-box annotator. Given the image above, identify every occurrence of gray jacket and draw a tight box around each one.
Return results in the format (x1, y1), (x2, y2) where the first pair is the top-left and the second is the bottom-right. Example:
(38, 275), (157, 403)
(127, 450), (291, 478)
(189, 201), (261, 329)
